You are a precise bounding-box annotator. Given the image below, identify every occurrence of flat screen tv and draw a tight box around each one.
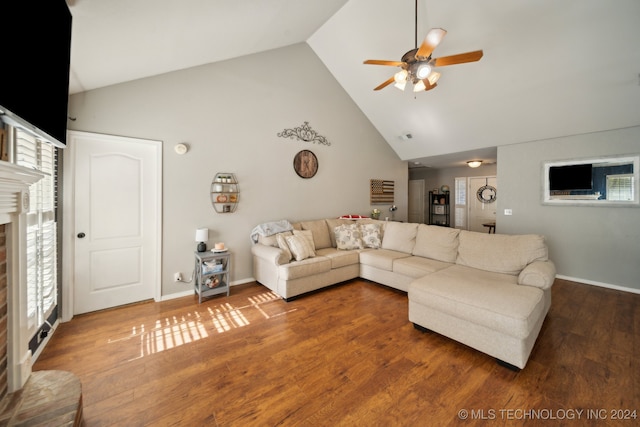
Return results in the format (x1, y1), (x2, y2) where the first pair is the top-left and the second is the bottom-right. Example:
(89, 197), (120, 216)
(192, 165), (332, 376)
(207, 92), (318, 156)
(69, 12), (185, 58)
(549, 164), (593, 191)
(0, 0), (72, 147)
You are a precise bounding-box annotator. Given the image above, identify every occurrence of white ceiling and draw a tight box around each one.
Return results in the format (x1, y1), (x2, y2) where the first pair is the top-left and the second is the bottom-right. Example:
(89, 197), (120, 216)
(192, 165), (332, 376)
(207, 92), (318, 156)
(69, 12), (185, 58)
(67, 0), (640, 169)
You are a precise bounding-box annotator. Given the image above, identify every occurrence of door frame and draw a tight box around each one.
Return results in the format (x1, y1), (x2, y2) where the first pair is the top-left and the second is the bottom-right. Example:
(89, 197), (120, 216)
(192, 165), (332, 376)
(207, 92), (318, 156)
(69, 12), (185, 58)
(61, 130), (163, 321)
(408, 179), (425, 224)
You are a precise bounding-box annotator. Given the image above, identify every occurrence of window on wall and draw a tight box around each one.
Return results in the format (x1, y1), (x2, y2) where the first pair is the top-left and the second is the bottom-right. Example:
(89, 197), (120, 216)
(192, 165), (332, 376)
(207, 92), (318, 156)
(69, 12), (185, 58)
(606, 174), (633, 201)
(14, 129), (57, 343)
(454, 177), (467, 229)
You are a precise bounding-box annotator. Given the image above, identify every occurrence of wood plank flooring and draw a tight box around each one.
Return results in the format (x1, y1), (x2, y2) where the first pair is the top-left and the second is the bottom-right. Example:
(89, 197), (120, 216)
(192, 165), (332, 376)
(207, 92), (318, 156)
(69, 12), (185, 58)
(34, 279), (639, 426)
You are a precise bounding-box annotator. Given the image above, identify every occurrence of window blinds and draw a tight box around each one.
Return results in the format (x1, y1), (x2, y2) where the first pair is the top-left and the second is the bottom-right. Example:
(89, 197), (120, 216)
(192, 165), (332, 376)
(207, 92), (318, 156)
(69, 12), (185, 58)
(15, 129), (57, 331)
(606, 174), (633, 201)
(454, 177), (467, 229)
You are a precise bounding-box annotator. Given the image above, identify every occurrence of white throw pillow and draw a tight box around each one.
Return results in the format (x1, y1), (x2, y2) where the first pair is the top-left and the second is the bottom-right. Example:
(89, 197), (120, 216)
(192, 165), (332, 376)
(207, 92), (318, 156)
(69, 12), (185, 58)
(285, 235), (312, 261)
(276, 232), (293, 262)
(334, 224), (363, 250)
(293, 229), (316, 257)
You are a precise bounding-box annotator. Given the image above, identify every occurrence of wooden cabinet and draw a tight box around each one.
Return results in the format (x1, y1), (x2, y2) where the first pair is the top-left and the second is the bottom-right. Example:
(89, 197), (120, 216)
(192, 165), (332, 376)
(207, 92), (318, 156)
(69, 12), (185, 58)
(428, 192), (450, 227)
(211, 173), (239, 213)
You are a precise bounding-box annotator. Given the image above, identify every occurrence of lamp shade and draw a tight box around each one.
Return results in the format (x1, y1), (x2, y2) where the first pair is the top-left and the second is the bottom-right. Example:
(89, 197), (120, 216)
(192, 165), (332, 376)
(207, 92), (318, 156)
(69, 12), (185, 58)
(467, 160), (483, 168)
(195, 228), (209, 242)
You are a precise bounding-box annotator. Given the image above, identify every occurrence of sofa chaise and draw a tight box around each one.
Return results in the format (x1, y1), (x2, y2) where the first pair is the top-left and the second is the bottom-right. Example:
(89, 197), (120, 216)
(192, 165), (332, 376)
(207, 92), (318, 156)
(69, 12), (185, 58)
(251, 218), (556, 369)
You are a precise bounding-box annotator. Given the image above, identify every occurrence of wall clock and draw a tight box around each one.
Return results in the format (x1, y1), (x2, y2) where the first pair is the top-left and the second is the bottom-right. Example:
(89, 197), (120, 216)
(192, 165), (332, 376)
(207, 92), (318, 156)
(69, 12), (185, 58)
(293, 150), (318, 179)
(477, 184), (497, 203)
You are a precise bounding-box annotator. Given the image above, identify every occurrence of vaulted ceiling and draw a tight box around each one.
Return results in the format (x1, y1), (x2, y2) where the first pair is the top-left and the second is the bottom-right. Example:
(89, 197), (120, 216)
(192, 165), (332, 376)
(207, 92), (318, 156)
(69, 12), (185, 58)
(67, 0), (640, 168)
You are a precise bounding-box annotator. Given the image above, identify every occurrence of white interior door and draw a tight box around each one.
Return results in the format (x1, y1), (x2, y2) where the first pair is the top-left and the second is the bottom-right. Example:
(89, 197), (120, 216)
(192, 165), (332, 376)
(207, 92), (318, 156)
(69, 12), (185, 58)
(408, 179), (425, 223)
(69, 131), (161, 315)
(468, 176), (497, 233)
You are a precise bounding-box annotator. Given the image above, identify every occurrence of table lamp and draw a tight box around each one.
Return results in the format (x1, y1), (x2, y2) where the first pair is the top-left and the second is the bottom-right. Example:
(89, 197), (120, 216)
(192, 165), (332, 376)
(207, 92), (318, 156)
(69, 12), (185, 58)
(195, 228), (209, 252)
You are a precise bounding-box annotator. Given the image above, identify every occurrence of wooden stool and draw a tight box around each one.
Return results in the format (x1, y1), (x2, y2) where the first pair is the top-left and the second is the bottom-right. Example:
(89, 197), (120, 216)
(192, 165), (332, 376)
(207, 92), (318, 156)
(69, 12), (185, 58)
(0, 370), (83, 426)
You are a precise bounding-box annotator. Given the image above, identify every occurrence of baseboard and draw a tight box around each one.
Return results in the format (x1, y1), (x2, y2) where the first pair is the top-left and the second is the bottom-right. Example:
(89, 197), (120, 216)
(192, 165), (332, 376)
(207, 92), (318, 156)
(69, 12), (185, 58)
(160, 277), (257, 301)
(556, 275), (640, 295)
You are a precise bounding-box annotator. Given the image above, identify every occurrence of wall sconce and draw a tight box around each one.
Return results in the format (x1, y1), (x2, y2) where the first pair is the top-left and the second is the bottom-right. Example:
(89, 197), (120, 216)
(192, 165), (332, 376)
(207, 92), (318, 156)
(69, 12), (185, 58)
(467, 160), (483, 168)
(195, 228), (209, 252)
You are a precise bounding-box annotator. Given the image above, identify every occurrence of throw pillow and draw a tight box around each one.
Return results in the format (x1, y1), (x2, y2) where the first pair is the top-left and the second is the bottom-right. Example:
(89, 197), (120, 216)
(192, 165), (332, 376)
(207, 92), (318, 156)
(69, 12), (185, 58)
(276, 232), (293, 262)
(293, 229), (316, 257)
(285, 235), (312, 261)
(359, 223), (382, 249)
(381, 222), (418, 253)
(334, 224), (363, 250)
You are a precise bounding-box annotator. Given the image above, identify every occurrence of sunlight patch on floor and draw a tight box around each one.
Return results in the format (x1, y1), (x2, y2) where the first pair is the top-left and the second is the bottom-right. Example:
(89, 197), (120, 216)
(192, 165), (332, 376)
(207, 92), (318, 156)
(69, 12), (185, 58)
(138, 312), (208, 356)
(122, 290), (288, 357)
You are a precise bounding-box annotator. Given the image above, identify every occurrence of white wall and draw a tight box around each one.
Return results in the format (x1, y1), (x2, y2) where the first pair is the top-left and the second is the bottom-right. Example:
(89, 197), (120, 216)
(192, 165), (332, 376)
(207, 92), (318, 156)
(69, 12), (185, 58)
(497, 126), (640, 291)
(67, 43), (408, 296)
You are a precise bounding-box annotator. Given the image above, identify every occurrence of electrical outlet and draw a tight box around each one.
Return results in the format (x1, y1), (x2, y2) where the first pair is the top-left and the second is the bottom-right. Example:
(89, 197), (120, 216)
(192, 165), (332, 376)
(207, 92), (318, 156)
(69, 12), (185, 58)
(504, 209), (513, 216)
(174, 272), (182, 282)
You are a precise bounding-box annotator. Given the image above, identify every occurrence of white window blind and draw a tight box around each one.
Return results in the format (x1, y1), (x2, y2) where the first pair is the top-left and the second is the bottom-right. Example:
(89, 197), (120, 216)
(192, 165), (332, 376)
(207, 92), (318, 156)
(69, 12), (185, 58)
(606, 174), (633, 201)
(454, 177), (467, 229)
(15, 129), (57, 331)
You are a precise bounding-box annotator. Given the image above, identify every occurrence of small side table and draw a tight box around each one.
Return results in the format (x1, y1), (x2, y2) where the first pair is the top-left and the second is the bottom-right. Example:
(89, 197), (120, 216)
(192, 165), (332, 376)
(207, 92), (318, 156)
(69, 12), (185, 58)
(194, 250), (231, 303)
(483, 222), (496, 234)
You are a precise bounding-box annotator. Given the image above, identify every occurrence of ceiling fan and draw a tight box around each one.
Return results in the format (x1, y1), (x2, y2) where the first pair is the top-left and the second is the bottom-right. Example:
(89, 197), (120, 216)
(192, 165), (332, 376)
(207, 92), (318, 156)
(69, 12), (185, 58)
(364, 0), (483, 92)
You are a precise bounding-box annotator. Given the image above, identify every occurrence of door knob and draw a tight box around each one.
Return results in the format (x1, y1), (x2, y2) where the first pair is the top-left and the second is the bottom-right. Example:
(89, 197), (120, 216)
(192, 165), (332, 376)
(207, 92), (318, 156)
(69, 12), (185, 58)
(77, 232), (86, 238)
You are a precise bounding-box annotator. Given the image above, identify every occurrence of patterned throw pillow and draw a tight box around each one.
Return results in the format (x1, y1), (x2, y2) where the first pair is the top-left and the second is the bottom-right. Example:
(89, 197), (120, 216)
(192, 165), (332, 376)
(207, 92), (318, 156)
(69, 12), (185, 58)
(334, 224), (363, 250)
(360, 223), (382, 249)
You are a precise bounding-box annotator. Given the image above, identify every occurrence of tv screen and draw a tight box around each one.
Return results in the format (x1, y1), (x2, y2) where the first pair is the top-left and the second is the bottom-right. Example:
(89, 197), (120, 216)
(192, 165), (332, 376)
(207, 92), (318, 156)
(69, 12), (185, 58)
(0, 0), (72, 147)
(549, 164), (593, 191)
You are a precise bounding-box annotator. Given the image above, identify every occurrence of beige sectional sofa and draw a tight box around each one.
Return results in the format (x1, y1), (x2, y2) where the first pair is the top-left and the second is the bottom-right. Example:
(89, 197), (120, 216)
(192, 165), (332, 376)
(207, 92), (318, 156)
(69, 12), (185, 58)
(251, 218), (556, 369)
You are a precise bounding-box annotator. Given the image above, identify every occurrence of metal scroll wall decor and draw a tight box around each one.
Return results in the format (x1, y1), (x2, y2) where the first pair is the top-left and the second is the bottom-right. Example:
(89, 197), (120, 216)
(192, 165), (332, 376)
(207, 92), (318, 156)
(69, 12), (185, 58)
(277, 121), (331, 146)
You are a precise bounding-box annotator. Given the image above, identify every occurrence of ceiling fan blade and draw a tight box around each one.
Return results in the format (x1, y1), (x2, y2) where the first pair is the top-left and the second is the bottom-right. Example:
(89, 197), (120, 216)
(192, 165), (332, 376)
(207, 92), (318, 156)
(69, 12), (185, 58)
(415, 28), (447, 59)
(364, 59), (405, 66)
(433, 50), (483, 67)
(374, 76), (395, 91)
(415, 79), (437, 92)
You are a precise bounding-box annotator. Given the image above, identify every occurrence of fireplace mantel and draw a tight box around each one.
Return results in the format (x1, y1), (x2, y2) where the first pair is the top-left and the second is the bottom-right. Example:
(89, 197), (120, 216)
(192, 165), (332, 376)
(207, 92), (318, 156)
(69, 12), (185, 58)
(0, 160), (45, 395)
(0, 161), (45, 220)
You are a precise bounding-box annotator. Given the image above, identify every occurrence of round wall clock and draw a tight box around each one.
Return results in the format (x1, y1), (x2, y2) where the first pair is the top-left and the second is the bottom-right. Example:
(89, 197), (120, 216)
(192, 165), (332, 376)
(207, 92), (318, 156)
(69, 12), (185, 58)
(477, 184), (497, 203)
(293, 150), (318, 179)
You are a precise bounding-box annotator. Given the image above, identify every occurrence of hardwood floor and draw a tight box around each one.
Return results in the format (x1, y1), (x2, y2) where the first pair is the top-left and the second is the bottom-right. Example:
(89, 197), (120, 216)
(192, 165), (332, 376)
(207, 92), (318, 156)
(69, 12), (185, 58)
(34, 279), (639, 426)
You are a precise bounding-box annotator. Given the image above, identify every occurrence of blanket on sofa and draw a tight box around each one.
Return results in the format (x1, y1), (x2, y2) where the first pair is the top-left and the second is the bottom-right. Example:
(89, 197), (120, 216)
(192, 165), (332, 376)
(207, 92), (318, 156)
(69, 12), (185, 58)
(250, 220), (293, 243)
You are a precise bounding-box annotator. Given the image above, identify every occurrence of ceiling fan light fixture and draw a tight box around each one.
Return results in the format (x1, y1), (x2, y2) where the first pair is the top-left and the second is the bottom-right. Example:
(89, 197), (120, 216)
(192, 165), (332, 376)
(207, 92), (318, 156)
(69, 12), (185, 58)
(415, 63), (431, 79)
(394, 80), (407, 91)
(427, 71), (441, 85)
(467, 160), (483, 168)
(394, 69), (408, 83)
(362, 1), (483, 93)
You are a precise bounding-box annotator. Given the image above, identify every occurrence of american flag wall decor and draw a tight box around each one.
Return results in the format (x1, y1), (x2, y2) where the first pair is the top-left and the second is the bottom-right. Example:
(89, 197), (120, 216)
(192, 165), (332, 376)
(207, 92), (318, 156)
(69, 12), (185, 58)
(370, 179), (395, 204)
